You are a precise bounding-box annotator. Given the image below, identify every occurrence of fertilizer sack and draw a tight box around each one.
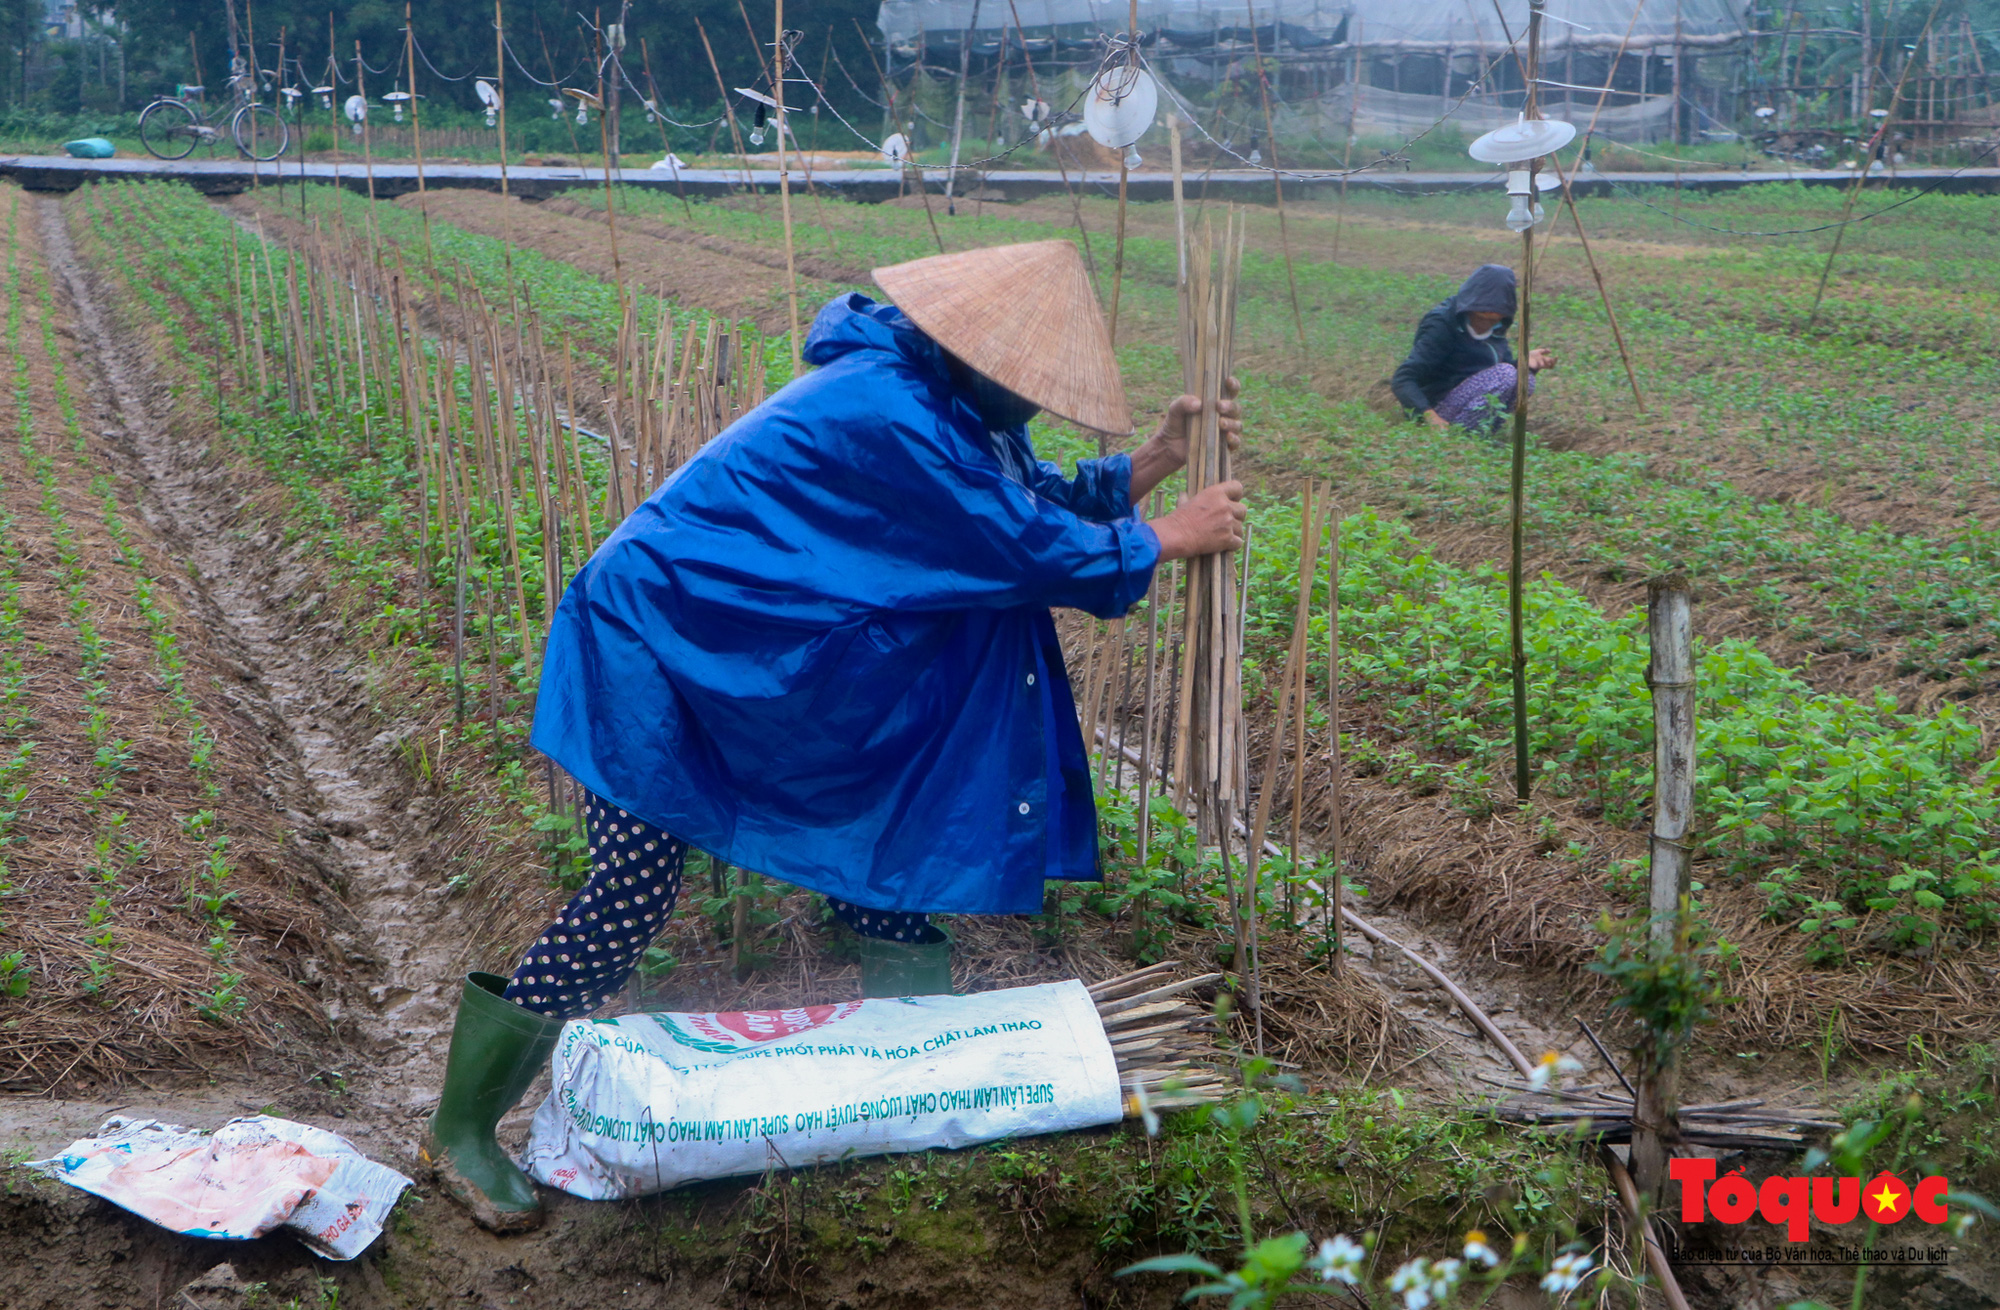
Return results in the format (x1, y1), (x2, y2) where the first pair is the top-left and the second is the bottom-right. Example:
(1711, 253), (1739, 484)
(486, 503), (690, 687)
(521, 980), (1122, 1198)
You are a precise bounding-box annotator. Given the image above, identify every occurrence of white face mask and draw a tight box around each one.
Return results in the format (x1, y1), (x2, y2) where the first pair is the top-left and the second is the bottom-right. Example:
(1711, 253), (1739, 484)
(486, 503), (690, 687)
(1467, 320), (1497, 340)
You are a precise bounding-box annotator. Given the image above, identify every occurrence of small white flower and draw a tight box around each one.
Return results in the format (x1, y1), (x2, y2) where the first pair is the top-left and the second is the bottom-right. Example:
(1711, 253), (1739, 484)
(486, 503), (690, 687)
(1541, 1250), (1594, 1297)
(1950, 1211), (1979, 1237)
(1463, 1230), (1499, 1267)
(1526, 1051), (1585, 1091)
(1387, 1258), (1430, 1308)
(1426, 1258), (1464, 1298)
(1129, 1078), (1159, 1138)
(1315, 1234), (1365, 1285)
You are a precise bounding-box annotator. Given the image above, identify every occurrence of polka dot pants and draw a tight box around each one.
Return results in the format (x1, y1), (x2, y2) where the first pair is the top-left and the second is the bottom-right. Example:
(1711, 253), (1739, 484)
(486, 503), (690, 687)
(502, 793), (936, 1018)
(825, 898), (941, 944)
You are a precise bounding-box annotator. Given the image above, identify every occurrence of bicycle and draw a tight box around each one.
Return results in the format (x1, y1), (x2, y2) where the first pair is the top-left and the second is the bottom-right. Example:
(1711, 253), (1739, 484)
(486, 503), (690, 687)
(139, 68), (288, 163)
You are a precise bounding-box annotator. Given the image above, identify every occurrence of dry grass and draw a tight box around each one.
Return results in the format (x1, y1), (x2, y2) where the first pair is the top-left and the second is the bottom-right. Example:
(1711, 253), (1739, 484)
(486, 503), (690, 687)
(0, 190), (339, 1092)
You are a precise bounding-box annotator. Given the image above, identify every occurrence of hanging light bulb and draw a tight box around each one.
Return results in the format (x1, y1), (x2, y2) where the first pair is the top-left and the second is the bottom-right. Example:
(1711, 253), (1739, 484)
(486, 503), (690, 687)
(1124, 146), (1142, 168)
(485, 106), (498, 127)
(548, 97), (563, 119)
(314, 85), (333, 111)
(1247, 146), (1262, 164)
(1503, 169), (1541, 232)
(1504, 192), (1535, 231)
(748, 128), (765, 146)
(384, 90), (410, 123)
(575, 101), (589, 126)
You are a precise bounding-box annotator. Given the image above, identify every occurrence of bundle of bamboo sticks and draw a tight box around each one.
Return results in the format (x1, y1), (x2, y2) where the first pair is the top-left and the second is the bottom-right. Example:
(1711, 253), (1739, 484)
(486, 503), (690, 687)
(1090, 962), (1229, 1114)
(1491, 1082), (1840, 1151)
(1169, 211), (1247, 841)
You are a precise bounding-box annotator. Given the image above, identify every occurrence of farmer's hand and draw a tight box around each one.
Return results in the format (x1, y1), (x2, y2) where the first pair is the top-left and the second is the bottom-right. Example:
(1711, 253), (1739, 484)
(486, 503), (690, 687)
(1148, 481), (1246, 561)
(1130, 377), (1242, 500)
(1528, 347), (1557, 373)
(1423, 409), (1450, 431)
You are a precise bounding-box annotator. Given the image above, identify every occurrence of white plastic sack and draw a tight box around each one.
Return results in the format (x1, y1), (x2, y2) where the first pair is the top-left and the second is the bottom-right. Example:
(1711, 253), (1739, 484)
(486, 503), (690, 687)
(522, 980), (1121, 1199)
(30, 1115), (412, 1260)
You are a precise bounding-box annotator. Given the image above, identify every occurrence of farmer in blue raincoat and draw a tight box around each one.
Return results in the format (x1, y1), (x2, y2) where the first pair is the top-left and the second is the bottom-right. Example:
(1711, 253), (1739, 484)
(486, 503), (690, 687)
(424, 239), (1248, 1232)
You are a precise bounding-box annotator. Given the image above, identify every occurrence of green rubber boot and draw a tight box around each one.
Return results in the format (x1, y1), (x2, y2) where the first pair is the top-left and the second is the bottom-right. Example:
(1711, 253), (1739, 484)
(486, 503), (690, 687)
(858, 926), (955, 998)
(420, 972), (565, 1234)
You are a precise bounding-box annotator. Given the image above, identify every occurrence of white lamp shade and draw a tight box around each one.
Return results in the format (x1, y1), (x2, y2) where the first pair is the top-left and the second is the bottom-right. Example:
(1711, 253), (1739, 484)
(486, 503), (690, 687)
(1083, 67), (1157, 149)
(1468, 115), (1577, 164)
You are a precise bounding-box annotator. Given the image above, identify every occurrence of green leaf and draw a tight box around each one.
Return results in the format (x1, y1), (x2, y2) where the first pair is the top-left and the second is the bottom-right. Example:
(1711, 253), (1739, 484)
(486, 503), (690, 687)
(1117, 1255), (1224, 1280)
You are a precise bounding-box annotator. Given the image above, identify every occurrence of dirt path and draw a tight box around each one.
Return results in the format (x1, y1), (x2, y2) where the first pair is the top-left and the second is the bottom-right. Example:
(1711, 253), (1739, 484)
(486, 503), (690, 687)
(5, 192), (483, 1168)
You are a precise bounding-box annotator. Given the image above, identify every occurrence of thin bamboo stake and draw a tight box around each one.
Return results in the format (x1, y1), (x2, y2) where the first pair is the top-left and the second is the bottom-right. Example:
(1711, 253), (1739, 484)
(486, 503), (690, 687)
(697, 18), (762, 210)
(404, 0), (434, 268)
(1135, 508), (1165, 867)
(1241, 3), (1305, 349)
(941, 0), (983, 215)
(354, 42), (381, 262)
(1321, 498), (1345, 972)
(1507, 0), (1545, 803)
(494, 0), (510, 198)
(1002, 0), (1094, 275)
(771, 11), (801, 374)
(639, 38), (693, 221)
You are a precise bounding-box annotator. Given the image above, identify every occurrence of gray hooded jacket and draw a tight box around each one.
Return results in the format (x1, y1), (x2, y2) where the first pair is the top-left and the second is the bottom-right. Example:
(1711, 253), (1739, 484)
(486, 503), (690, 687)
(1389, 264), (1518, 413)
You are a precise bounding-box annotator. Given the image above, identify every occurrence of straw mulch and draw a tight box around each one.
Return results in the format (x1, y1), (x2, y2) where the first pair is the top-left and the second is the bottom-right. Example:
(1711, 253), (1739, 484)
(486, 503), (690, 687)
(0, 212), (338, 1092)
(1302, 759), (2000, 1055)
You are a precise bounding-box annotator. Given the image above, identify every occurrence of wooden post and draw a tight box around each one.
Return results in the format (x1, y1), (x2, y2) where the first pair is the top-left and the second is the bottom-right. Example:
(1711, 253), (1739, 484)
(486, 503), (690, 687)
(1633, 574), (1695, 1202)
(1646, 576), (1695, 941)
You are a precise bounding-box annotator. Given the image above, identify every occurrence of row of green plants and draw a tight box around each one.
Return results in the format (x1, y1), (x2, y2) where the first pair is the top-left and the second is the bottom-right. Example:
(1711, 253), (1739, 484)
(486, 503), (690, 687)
(5, 192), (133, 999)
(0, 194), (38, 999)
(31, 193), (255, 1019)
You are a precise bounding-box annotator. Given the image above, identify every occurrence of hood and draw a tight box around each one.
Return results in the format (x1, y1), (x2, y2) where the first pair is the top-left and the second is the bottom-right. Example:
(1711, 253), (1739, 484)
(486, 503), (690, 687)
(802, 291), (948, 374)
(1449, 263), (1517, 326)
(797, 292), (1042, 483)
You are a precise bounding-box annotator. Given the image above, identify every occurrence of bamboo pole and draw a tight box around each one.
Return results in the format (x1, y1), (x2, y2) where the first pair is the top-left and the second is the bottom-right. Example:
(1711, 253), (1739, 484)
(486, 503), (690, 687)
(1506, 0), (1544, 803)
(1241, 1), (1306, 349)
(494, 0), (510, 199)
(354, 42), (381, 263)
(1322, 499), (1344, 971)
(403, 0), (434, 268)
(696, 18), (761, 210)
(942, 0), (983, 214)
(771, 12), (801, 375)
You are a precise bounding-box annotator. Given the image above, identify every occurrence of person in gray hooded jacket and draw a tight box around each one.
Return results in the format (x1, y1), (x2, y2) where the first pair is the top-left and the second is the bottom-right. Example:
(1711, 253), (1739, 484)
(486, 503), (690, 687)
(1389, 264), (1555, 432)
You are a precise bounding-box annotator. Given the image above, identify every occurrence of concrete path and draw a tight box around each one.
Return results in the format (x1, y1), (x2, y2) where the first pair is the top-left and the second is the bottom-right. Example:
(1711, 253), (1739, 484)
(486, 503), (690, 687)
(5, 151), (1997, 204)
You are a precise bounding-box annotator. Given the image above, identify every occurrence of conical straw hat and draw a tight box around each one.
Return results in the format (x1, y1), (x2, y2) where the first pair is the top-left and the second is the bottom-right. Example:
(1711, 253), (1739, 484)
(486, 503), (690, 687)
(872, 240), (1132, 436)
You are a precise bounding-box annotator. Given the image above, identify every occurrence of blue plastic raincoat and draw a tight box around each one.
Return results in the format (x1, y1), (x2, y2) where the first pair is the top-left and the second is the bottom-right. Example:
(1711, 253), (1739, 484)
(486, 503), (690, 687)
(530, 293), (1161, 915)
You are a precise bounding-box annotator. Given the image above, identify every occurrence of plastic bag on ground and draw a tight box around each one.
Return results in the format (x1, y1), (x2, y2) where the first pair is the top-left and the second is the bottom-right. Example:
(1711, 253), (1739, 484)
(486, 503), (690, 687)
(521, 979), (1121, 1199)
(63, 137), (116, 158)
(30, 1114), (413, 1259)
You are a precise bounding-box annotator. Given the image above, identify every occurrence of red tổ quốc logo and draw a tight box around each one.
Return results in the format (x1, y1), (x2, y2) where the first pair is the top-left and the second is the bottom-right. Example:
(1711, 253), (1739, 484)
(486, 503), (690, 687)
(1670, 1158), (1953, 1242)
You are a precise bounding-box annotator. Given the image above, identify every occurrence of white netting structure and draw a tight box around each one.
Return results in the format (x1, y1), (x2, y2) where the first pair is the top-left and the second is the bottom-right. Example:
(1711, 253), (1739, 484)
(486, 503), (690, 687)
(875, 0), (1750, 52)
